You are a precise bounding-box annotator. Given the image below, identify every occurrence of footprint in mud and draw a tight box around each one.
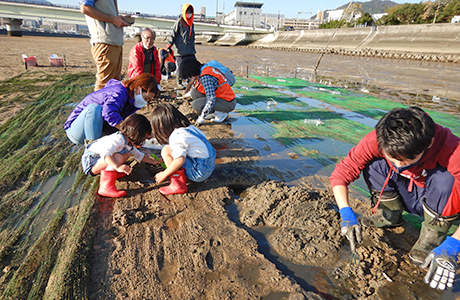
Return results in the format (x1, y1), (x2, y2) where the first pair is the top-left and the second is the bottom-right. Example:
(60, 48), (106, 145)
(204, 238), (224, 271)
(112, 207), (160, 227)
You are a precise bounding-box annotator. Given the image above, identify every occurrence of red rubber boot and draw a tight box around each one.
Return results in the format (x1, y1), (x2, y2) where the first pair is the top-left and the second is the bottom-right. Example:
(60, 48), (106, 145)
(98, 170), (127, 198)
(116, 171), (127, 179)
(159, 168), (188, 195)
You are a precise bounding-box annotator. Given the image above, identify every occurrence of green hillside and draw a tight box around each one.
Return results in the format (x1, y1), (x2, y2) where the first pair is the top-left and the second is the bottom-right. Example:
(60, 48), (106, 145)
(337, 0), (398, 13)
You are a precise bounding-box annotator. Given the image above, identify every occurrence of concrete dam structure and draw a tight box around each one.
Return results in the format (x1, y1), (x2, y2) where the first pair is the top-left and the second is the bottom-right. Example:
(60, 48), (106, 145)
(203, 23), (460, 63)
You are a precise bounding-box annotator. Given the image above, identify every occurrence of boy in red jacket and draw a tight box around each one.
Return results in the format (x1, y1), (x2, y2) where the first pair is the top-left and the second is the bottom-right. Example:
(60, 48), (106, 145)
(330, 106), (460, 291)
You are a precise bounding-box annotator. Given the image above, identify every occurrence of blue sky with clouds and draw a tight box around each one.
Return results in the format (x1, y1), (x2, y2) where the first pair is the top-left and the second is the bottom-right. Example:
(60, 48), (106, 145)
(52, 0), (422, 19)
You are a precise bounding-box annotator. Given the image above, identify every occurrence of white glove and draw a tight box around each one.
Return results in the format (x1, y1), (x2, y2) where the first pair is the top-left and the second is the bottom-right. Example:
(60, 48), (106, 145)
(195, 116), (204, 127)
(157, 84), (161, 91)
(183, 90), (192, 98)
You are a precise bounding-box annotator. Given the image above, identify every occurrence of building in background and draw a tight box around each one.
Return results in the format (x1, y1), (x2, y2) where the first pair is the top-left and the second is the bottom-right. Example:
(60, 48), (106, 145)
(223, 1), (264, 27)
(283, 18), (322, 30)
(222, 1), (325, 30)
(195, 6), (207, 22)
(326, 9), (344, 22)
(260, 13), (284, 30)
(372, 13), (387, 22)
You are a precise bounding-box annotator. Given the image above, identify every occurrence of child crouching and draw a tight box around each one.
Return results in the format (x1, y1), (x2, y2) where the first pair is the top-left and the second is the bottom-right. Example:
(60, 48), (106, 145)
(82, 113), (160, 198)
(151, 104), (216, 195)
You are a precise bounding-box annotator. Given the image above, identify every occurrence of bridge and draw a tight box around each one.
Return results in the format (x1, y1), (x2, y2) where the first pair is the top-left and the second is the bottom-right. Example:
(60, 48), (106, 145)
(0, 0), (268, 36)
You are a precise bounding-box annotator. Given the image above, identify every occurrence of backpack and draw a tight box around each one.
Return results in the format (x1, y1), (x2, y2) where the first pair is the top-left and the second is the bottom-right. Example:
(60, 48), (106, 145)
(201, 60), (235, 86)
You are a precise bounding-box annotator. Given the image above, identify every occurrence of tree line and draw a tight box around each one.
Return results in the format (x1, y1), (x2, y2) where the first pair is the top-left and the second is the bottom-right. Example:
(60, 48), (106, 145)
(320, 0), (460, 28)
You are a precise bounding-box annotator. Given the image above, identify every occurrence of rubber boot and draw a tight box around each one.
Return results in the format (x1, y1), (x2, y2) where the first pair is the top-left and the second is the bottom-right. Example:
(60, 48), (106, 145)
(98, 170), (127, 198)
(409, 203), (456, 266)
(361, 190), (404, 228)
(176, 76), (185, 90)
(159, 168), (188, 195)
(116, 172), (126, 179)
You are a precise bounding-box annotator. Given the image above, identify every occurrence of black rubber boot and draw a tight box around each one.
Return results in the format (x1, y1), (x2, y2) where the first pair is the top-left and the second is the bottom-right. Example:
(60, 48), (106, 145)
(409, 202), (456, 266)
(176, 76), (185, 90)
(362, 190), (404, 228)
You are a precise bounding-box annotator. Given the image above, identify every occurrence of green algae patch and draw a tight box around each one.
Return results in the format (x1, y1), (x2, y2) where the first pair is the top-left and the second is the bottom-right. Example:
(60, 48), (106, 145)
(0, 72), (99, 299)
(239, 109), (370, 146)
(236, 75), (460, 232)
(251, 75), (405, 120)
(233, 78), (298, 106)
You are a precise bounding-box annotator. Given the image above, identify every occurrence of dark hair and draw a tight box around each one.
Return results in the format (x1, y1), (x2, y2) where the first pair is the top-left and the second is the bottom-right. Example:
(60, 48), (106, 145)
(376, 106), (435, 160)
(123, 73), (158, 98)
(179, 56), (202, 79)
(119, 113), (152, 147)
(150, 104), (191, 144)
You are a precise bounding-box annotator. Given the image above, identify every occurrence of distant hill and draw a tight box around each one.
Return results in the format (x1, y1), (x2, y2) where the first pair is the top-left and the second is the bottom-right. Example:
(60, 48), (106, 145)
(337, 0), (399, 14)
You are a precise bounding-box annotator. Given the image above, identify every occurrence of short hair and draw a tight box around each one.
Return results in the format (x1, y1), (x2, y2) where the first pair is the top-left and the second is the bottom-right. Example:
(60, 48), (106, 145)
(376, 106), (435, 160)
(150, 104), (191, 144)
(123, 73), (158, 98)
(179, 56), (202, 79)
(119, 113), (152, 147)
(141, 28), (156, 39)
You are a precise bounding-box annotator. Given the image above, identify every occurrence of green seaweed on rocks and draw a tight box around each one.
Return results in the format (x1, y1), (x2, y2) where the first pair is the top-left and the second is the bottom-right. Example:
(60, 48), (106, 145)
(0, 72), (99, 299)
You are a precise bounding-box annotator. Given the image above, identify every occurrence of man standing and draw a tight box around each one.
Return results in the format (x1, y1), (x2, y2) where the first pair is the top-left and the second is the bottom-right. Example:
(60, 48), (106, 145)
(80, 0), (131, 91)
(128, 28), (162, 87)
(166, 3), (196, 89)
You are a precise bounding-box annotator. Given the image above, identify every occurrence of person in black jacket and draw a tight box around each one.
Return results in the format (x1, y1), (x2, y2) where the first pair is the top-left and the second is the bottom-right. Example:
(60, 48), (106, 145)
(166, 3), (196, 89)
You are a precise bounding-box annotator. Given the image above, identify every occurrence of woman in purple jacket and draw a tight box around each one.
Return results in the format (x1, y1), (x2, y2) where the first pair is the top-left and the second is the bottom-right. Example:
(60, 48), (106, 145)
(64, 73), (158, 145)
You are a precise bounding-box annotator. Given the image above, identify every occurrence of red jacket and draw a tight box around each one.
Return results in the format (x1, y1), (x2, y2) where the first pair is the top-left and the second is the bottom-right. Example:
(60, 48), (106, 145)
(329, 124), (460, 215)
(128, 42), (161, 83)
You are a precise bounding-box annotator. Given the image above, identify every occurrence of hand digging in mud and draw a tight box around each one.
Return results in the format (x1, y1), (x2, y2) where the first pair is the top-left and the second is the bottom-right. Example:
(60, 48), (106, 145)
(339, 207), (362, 253)
(330, 107), (460, 291)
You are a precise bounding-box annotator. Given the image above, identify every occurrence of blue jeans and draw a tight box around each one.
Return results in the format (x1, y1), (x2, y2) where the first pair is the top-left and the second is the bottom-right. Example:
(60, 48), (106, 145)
(181, 128), (216, 182)
(363, 158), (455, 217)
(66, 103), (103, 145)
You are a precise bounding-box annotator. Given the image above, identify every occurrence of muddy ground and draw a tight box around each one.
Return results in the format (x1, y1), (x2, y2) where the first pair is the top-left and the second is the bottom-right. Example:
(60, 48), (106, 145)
(0, 33), (459, 299)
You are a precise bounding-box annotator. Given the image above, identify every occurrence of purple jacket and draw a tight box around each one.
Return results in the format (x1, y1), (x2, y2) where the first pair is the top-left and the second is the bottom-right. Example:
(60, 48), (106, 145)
(64, 79), (138, 130)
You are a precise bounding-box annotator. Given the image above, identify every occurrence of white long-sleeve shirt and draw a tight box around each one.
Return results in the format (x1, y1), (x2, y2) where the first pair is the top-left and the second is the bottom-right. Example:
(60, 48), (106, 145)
(87, 132), (145, 162)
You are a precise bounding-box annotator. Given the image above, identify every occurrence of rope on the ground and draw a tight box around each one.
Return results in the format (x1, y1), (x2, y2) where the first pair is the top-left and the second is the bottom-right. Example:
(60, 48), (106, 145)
(313, 0), (355, 74)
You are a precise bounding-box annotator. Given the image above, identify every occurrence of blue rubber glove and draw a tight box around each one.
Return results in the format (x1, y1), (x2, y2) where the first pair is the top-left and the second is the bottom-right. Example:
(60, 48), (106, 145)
(339, 207), (362, 252)
(420, 236), (460, 290)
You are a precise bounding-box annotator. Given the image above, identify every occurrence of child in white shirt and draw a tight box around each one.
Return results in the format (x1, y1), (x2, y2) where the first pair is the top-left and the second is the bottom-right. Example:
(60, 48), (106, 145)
(150, 104), (216, 195)
(82, 113), (159, 198)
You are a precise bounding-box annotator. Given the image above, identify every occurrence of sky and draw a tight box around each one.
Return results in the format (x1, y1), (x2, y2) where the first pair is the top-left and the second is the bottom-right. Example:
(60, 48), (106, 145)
(51, 0), (422, 19)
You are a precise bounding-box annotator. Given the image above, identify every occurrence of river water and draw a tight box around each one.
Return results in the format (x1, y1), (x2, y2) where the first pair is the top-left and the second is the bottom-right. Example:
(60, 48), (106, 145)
(195, 44), (460, 103)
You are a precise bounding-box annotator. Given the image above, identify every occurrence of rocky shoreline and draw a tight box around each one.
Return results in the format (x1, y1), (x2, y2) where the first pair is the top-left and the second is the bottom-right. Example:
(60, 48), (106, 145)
(247, 45), (460, 63)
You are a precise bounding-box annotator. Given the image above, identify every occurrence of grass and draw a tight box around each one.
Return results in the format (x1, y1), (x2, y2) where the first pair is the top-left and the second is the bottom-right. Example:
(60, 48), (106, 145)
(0, 72), (99, 299)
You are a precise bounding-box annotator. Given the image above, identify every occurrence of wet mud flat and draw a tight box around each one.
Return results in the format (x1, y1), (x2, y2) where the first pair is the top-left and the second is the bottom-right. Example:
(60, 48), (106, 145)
(0, 35), (460, 299)
(0, 74), (457, 300)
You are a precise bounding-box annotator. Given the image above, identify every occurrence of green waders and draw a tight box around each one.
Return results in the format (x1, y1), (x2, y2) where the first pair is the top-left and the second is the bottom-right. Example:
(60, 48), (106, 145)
(362, 190), (404, 228)
(409, 200), (457, 266)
